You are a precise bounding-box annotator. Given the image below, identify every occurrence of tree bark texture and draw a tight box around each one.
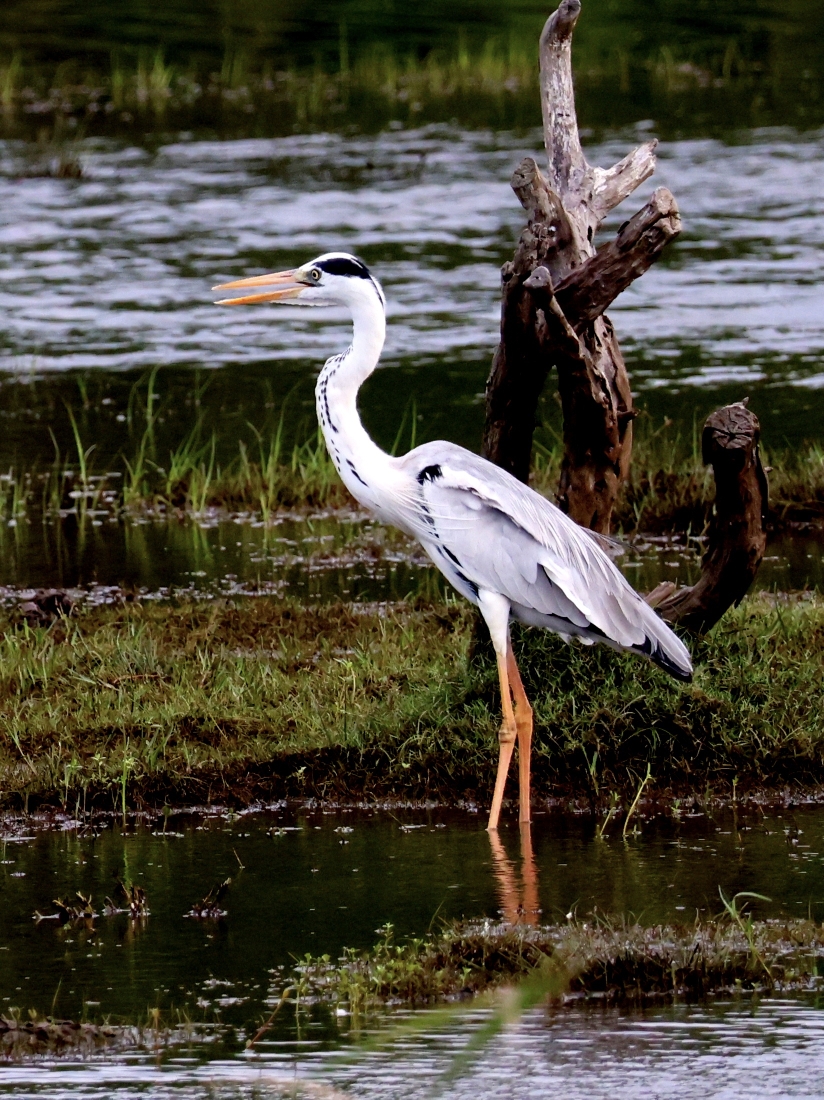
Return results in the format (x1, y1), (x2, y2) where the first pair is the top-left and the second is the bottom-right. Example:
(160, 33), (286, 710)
(647, 403), (769, 634)
(482, 0), (680, 533)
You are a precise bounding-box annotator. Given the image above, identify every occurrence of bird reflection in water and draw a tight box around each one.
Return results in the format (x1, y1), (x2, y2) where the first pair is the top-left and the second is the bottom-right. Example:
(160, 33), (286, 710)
(488, 823), (540, 924)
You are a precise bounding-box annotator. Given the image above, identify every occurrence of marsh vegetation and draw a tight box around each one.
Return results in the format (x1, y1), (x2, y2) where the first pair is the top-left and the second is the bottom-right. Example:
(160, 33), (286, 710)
(296, 910), (824, 1009)
(2, 592), (824, 811)
(2, 0), (823, 140)
(4, 383), (824, 537)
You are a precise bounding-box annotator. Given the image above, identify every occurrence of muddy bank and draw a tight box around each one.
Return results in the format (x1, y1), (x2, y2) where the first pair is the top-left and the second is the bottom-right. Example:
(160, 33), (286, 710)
(0, 1015), (218, 1060)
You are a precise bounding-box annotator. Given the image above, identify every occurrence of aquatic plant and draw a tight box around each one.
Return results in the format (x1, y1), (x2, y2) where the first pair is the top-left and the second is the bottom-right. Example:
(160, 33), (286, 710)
(1, 21), (822, 142)
(2, 394), (824, 536)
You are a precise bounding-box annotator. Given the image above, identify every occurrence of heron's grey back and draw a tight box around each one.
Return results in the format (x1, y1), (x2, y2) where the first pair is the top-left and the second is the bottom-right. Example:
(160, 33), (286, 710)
(399, 441), (692, 681)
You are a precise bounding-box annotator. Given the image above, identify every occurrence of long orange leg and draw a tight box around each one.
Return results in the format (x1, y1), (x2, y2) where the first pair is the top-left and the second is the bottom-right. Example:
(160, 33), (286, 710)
(507, 648), (534, 824)
(487, 646), (517, 832)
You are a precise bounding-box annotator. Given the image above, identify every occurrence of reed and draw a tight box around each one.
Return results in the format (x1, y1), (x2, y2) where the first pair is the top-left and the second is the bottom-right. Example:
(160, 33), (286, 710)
(0, 29), (818, 139)
(3, 398), (824, 534)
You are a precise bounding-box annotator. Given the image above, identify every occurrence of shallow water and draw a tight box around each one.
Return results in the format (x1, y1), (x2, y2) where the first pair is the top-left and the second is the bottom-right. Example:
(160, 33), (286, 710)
(2, 509), (823, 602)
(3, 806), (824, 1026)
(2, 806), (824, 1095)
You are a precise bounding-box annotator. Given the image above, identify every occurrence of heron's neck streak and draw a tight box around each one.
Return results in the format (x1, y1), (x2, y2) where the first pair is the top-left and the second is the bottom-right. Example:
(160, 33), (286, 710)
(315, 288), (402, 520)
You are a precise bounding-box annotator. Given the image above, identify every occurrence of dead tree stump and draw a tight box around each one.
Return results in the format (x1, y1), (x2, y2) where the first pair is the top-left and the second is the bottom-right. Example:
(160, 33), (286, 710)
(480, 0), (769, 632)
(648, 403), (769, 634)
(482, 0), (680, 533)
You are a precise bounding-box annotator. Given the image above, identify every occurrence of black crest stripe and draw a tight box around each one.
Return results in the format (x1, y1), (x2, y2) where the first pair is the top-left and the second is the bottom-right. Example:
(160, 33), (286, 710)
(317, 256), (371, 279)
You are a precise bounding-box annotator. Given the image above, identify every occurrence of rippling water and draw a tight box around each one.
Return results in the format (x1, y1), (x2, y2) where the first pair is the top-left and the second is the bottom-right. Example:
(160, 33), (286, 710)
(4, 997), (824, 1098)
(2, 126), (824, 465)
(321, 998), (824, 1100)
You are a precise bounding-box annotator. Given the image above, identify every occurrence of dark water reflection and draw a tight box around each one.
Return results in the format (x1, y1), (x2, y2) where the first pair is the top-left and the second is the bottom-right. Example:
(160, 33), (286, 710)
(1, 510), (823, 602)
(2, 806), (824, 1028)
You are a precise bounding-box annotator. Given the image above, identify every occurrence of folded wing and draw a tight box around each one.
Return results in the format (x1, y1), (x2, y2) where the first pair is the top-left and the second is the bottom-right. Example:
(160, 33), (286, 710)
(398, 442), (692, 680)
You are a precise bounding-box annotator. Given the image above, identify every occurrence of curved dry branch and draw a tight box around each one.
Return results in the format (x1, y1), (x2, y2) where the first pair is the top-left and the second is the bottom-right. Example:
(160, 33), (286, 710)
(651, 403), (769, 634)
(590, 141), (659, 222)
(554, 187), (681, 329)
(539, 0), (658, 255)
(539, 0), (586, 199)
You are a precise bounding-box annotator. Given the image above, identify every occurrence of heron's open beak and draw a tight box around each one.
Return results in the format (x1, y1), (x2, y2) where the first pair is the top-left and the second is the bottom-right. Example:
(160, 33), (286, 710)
(212, 269), (305, 306)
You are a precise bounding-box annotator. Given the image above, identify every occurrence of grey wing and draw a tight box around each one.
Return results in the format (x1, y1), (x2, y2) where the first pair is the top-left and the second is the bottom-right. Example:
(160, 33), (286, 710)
(398, 441), (692, 680)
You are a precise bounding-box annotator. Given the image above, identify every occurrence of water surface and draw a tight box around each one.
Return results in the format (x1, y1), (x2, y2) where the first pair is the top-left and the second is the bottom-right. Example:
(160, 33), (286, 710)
(2, 806), (824, 1096)
(3, 509), (823, 601)
(3, 805), (824, 1025)
(3, 128), (824, 461)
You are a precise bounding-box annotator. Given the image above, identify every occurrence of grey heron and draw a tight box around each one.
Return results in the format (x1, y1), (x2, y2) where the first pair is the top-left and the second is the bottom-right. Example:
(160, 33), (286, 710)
(214, 252), (692, 831)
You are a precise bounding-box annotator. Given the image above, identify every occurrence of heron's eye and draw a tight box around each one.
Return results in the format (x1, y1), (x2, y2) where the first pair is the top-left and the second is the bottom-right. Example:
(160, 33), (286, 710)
(310, 268), (321, 282)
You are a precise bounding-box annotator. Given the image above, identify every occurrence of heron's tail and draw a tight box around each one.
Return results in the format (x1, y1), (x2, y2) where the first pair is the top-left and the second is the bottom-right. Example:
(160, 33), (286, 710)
(635, 605), (693, 683)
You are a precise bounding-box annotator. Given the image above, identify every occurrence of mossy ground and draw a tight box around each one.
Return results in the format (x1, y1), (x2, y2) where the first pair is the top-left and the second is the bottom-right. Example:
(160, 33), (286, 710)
(294, 913), (824, 1010)
(1, 591), (824, 812)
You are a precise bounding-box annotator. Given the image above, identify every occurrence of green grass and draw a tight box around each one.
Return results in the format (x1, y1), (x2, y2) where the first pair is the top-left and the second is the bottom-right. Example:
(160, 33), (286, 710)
(1, 22), (821, 143)
(2, 592), (824, 811)
(0, 417), (347, 525)
(525, 420), (824, 537)
(3, 400), (824, 536)
(294, 910), (824, 1010)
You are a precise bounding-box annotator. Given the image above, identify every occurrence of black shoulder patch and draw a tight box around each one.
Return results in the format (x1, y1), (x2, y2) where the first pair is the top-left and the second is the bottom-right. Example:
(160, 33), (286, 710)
(317, 255), (371, 279)
(416, 464), (443, 484)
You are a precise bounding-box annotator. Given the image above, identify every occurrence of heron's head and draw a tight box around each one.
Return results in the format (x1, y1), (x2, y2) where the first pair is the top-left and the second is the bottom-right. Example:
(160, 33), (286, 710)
(213, 252), (385, 312)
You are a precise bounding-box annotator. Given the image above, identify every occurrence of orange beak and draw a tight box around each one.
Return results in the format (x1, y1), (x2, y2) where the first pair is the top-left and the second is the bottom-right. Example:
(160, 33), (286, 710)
(212, 269), (305, 306)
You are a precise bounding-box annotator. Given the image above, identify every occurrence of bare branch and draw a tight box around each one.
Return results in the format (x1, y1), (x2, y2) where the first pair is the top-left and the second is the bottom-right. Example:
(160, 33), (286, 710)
(509, 158), (579, 283)
(590, 140), (658, 220)
(484, 1), (680, 533)
(553, 187), (681, 328)
(539, 0), (586, 196)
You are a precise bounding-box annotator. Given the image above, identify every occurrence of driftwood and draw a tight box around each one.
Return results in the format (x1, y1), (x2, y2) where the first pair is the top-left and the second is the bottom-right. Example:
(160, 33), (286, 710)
(481, 0), (767, 631)
(482, 0), (679, 533)
(647, 403), (768, 633)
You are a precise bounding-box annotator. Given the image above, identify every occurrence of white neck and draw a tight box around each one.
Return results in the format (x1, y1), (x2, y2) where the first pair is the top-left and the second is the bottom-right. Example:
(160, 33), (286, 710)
(315, 285), (402, 518)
